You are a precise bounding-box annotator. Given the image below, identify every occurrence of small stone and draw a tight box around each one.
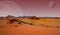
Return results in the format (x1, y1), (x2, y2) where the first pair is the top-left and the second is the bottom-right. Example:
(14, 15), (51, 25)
(30, 23), (33, 25)
(15, 25), (18, 27)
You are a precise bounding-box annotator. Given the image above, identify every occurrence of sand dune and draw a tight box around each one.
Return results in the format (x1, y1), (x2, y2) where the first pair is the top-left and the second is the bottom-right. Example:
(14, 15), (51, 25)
(0, 24), (60, 35)
(0, 18), (60, 35)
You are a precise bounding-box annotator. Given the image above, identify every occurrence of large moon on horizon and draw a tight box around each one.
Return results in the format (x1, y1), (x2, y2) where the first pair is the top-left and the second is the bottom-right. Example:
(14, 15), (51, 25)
(0, 1), (23, 17)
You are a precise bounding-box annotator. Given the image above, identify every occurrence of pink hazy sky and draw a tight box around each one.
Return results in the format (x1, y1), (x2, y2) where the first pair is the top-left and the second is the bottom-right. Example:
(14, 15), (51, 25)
(0, 0), (60, 17)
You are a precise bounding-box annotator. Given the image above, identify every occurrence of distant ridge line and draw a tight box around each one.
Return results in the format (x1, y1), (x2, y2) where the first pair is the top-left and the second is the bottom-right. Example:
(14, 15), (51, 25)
(0, 15), (60, 19)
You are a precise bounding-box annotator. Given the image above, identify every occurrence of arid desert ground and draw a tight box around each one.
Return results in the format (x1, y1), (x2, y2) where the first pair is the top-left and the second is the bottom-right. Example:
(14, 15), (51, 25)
(0, 17), (60, 35)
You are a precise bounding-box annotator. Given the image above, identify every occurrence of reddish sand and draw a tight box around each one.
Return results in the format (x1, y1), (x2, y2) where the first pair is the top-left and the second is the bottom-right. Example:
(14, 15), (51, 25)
(0, 24), (60, 35)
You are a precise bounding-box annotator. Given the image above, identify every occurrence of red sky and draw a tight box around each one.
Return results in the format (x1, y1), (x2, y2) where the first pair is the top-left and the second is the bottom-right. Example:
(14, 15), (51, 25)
(0, 0), (60, 17)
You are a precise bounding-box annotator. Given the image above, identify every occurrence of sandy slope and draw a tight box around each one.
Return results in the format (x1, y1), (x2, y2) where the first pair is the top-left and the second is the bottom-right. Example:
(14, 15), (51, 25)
(0, 18), (60, 35)
(0, 24), (60, 35)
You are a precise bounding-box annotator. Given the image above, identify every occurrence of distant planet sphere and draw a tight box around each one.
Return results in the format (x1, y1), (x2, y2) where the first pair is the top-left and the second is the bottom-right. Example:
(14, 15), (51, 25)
(48, 1), (55, 8)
